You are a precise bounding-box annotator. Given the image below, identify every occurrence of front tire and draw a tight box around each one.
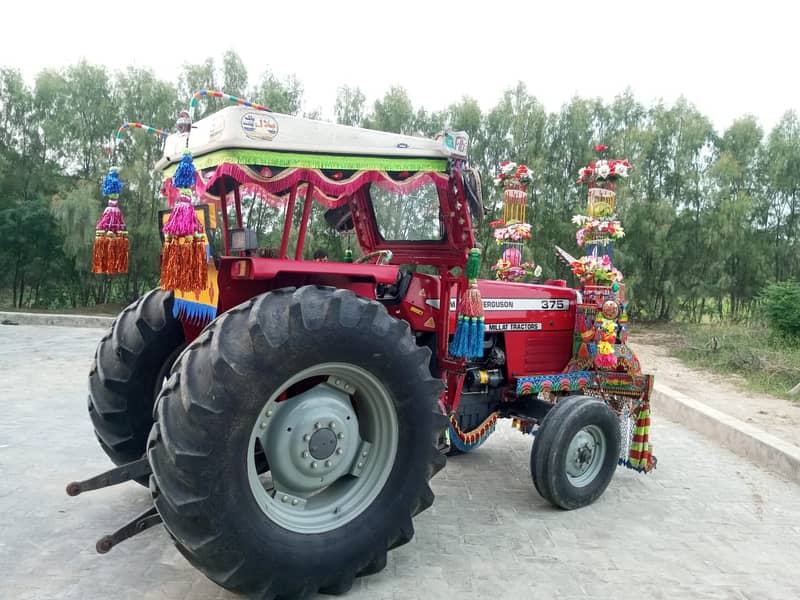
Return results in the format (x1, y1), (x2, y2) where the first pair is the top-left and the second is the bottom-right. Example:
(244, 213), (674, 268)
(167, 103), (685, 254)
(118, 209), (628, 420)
(148, 286), (447, 598)
(88, 289), (184, 467)
(530, 396), (620, 510)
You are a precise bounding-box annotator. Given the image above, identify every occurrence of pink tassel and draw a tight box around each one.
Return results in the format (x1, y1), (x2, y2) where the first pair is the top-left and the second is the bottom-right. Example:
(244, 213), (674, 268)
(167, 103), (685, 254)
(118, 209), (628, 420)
(96, 199), (126, 233)
(163, 194), (203, 237)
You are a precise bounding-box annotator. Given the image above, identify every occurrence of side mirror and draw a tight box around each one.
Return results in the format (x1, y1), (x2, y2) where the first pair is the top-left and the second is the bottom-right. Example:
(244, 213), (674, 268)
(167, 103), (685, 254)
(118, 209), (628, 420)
(463, 168), (484, 225)
(324, 204), (354, 233)
(229, 228), (258, 252)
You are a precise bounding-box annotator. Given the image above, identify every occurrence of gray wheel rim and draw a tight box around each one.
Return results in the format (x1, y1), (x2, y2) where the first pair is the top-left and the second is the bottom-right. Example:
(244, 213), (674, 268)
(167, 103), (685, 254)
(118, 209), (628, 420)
(247, 363), (399, 534)
(565, 424), (606, 487)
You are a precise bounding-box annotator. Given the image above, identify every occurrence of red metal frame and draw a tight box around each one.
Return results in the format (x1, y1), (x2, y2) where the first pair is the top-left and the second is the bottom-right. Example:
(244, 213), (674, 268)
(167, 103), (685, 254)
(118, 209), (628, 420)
(279, 182), (299, 259)
(233, 184), (243, 228)
(217, 178), (230, 255)
(294, 183), (314, 260)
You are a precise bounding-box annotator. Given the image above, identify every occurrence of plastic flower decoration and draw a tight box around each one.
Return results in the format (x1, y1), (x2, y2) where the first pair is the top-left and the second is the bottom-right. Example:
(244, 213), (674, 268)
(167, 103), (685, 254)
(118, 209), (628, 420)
(576, 145), (632, 186)
(494, 161), (534, 187)
(570, 254), (623, 285)
(493, 221), (532, 243)
(572, 215), (625, 247)
(491, 260), (542, 282)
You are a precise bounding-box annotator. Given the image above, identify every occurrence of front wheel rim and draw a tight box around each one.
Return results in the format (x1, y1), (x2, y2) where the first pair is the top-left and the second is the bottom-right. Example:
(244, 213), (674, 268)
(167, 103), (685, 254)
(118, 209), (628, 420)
(247, 363), (399, 534)
(565, 424), (607, 487)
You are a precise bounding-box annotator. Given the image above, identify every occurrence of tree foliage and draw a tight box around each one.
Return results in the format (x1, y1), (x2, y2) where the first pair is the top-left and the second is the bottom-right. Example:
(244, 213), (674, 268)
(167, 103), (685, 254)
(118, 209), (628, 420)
(0, 53), (798, 323)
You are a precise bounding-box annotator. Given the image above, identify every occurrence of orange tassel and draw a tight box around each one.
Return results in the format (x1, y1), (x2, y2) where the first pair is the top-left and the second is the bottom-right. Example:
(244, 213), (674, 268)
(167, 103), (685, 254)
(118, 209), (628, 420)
(160, 236), (180, 290)
(118, 234), (129, 273)
(193, 236), (208, 291)
(161, 235), (208, 293)
(92, 233), (108, 274)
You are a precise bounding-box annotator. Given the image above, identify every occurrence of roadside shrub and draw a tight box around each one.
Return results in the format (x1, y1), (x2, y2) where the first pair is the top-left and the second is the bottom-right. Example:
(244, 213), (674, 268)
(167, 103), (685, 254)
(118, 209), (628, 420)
(761, 281), (800, 338)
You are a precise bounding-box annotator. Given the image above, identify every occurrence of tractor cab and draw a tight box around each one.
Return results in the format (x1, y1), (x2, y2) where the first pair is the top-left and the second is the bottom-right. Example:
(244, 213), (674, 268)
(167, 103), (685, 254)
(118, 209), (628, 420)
(154, 105), (477, 322)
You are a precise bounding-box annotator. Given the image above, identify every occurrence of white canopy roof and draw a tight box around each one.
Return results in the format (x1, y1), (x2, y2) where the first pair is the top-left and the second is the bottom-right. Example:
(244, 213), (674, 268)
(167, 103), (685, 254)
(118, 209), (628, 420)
(154, 106), (468, 171)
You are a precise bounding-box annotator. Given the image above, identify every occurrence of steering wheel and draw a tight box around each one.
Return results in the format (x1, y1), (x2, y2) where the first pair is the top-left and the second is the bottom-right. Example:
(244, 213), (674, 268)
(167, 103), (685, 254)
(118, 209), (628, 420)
(355, 250), (393, 265)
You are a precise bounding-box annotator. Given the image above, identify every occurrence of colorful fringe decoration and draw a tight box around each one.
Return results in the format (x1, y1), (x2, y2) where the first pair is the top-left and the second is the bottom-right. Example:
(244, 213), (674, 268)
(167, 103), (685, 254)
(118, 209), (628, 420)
(92, 168), (129, 274)
(160, 151), (208, 293)
(449, 412), (498, 452)
(627, 404), (654, 471)
(449, 248), (485, 358)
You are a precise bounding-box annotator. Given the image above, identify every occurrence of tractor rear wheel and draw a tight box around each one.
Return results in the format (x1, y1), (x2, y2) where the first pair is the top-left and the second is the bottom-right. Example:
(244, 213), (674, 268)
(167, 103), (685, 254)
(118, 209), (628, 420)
(148, 286), (447, 598)
(88, 289), (184, 469)
(530, 396), (620, 510)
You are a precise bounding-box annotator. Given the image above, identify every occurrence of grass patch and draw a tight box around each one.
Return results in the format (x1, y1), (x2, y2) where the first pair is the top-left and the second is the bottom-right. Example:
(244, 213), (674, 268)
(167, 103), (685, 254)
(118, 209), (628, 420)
(670, 322), (800, 399)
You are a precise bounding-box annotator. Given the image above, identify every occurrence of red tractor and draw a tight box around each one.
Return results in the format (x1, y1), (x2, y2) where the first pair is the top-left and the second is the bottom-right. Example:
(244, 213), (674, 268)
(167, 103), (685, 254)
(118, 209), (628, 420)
(70, 94), (654, 599)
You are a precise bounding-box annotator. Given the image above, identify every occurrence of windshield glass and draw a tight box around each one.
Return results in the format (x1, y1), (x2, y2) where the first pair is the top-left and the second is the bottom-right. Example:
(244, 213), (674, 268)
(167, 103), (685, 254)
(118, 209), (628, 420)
(369, 181), (443, 241)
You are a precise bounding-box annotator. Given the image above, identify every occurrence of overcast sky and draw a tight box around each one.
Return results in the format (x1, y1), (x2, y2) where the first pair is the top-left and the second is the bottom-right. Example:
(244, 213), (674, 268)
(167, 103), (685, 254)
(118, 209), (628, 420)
(2, 1), (798, 133)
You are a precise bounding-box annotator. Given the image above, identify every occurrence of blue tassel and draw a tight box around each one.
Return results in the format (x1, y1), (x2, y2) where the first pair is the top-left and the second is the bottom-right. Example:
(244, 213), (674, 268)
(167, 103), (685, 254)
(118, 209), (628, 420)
(469, 317), (484, 358)
(449, 315), (469, 357)
(102, 168), (123, 196)
(173, 151), (196, 189)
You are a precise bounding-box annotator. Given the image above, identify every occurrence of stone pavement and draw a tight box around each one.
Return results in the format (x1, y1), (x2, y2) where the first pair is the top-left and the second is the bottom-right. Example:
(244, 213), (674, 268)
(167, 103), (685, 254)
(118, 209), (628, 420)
(1, 324), (799, 600)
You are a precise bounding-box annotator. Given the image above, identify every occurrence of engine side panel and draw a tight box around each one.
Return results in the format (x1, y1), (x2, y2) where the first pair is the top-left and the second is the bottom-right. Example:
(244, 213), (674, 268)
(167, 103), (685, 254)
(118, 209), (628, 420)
(397, 275), (577, 376)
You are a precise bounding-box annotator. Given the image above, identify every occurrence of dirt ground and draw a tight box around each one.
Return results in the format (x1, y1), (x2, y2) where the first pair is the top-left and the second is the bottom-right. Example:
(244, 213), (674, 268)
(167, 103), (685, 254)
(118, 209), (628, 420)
(629, 331), (800, 445)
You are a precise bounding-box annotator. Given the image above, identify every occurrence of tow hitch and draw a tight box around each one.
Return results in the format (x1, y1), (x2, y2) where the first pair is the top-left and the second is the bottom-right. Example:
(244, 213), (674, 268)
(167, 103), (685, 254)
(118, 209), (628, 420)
(66, 456), (161, 553)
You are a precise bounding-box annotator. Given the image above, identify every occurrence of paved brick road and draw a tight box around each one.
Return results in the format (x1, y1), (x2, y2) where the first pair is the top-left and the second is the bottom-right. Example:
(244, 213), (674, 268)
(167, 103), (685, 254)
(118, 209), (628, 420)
(1, 325), (799, 600)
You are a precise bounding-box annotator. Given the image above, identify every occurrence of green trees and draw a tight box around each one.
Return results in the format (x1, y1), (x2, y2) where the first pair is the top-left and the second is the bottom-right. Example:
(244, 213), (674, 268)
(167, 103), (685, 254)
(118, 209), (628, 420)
(0, 53), (797, 322)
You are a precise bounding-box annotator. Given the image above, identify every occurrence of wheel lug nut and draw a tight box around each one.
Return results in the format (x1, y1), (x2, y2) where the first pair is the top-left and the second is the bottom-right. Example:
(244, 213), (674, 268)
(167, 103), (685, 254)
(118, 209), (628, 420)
(303, 434), (311, 441)
(334, 379), (341, 386)
(260, 422), (267, 429)
(281, 495), (289, 503)
(329, 421), (336, 429)
(336, 448), (343, 455)
(311, 462), (318, 469)
(266, 410), (273, 417)
(361, 451), (368, 457)
(338, 433), (344, 440)
(357, 462), (364, 468)
(314, 422), (321, 429)
(302, 451), (309, 458)
(325, 460), (332, 468)
(291, 499), (299, 506)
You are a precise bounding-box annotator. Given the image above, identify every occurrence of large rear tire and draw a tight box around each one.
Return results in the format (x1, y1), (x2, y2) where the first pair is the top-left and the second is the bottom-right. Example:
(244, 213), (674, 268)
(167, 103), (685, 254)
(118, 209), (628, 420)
(148, 286), (447, 598)
(88, 289), (184, 468)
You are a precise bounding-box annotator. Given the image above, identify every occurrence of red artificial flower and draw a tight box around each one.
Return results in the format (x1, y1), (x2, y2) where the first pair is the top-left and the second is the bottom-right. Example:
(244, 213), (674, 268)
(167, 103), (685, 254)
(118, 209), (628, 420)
(500, 161), (510, 167)
(489, 219), (506, 227)
(595, 144), (608, 153)
(589, 160), (596, 169)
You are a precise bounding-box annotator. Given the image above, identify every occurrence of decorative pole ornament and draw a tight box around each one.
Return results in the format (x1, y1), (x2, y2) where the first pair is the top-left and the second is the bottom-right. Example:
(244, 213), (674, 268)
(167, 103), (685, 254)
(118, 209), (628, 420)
(490, 162), (540, 282)
(189, 90), (271, 121)
(92, 167), (128, 274)
(570, 145), (633, 373)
